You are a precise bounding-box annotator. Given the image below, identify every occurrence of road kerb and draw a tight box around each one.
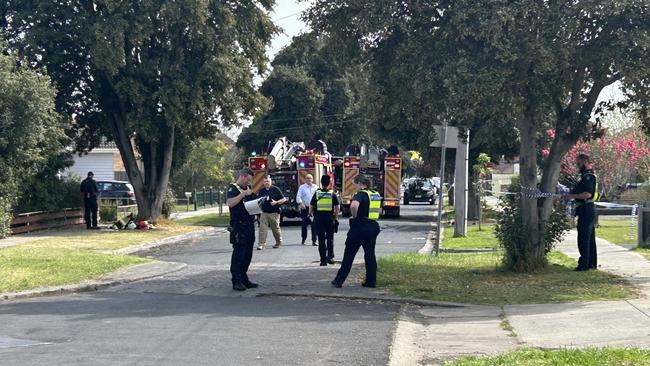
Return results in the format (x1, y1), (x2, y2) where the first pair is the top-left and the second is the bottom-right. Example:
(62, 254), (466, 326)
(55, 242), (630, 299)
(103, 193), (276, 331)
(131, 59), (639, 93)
(257, 291), (467, 308)
(1, 261), (187, 301)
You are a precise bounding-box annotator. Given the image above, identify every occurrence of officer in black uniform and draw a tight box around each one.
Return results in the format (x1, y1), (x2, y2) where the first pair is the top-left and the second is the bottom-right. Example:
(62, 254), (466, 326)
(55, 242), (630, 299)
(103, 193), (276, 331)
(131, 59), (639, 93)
(80, 171), (99, 229)
(566, 153), (598, 271)
(309, 175), (340, 266)
(331, 174), (381, 288)
(227, 167), (259, 291)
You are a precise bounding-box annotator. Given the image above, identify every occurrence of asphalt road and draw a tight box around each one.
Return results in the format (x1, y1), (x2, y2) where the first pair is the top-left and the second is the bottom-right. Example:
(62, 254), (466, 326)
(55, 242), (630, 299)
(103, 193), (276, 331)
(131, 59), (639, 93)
(0, 203), (435, 366)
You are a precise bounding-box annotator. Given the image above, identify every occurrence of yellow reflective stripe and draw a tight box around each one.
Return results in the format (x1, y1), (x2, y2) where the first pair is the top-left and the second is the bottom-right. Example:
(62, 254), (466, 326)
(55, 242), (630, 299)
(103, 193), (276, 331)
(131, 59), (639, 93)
(316, 190), (333, 211)
(361, 189), (382, 220)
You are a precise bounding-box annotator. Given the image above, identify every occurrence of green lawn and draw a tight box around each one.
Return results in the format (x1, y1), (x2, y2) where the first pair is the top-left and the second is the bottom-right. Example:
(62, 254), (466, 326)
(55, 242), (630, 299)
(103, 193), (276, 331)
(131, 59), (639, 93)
(442, 224), (499, 250)
(176, 213), (231, 226)
(0, 221), (205, 293)
(0, 246), (146, 293)
(446, 347), (650, 366)
(596, 216), (638, 245)
(377, 250), (637, 305)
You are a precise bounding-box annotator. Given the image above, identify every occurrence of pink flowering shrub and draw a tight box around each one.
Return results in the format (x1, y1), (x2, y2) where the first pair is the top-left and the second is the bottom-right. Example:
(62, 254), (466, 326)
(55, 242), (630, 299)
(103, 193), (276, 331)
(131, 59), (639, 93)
(561, 129), (650, 200)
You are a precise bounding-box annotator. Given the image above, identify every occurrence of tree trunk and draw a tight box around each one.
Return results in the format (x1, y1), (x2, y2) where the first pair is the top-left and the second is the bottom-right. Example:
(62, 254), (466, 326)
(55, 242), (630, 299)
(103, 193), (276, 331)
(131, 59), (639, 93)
(109, 111), (175, 222)
(517, 114), (545, 271)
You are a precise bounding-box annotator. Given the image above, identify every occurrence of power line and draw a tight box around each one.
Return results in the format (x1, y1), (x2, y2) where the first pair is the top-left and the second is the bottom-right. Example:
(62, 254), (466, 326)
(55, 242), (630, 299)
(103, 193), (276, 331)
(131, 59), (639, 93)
(250, 117), (365, 134)
(272, 11), (302, 22)
(260, 113), (349, 123)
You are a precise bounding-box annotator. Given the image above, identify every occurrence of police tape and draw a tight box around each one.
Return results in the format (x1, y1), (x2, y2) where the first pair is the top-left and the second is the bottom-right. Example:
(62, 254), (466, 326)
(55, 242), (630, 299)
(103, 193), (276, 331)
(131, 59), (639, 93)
(481, 188), (564, 198)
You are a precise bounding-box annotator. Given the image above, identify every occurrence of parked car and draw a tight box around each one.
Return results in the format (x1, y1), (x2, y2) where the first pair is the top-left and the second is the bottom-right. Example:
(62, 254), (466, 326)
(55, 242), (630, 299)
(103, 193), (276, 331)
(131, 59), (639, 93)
(96, 180), (136, 204)
(403, 177), (437, 205)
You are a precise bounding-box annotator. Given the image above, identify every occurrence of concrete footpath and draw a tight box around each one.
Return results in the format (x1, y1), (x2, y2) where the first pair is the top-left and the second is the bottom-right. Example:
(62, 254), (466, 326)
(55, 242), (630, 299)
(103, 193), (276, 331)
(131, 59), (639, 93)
(388, 231), (650, 365)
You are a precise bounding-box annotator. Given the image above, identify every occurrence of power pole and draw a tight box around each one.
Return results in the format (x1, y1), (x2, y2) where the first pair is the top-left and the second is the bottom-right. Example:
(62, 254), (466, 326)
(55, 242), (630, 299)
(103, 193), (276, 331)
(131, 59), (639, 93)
(454, 129), (470, 237)
(435, 121), (448, 256)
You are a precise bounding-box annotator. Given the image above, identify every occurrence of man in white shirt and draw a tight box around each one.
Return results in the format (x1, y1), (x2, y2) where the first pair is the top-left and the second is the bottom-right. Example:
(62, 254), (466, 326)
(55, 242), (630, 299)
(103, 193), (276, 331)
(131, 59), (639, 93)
(296, 173), (318, 245)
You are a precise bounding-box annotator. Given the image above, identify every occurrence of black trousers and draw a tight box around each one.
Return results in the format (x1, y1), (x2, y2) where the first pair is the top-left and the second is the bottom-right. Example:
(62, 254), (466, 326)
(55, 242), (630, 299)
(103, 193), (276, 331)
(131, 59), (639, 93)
(315, 214), (335, 262)
(230, 222), (255, 284)
(83, 197), (98, 228)
(300, 208), (317, 244)
(576, 204), (597, 270)
(334, 219), (381, 286)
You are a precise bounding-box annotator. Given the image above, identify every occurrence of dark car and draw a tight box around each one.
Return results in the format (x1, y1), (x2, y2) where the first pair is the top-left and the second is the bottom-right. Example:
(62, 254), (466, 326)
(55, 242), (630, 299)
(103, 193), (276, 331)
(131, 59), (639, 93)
(96, 180), (136, 204)
(403, 178), (437, 205)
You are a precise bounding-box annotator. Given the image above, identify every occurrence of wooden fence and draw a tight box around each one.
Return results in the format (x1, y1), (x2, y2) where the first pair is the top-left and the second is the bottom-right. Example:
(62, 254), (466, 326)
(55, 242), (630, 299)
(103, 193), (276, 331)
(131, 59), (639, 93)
(11, 208), (84, 234)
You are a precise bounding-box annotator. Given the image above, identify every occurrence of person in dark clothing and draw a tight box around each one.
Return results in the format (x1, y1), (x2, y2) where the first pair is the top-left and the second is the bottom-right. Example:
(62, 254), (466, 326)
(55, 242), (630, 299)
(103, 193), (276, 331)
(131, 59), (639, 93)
(566, 153), (598, 271)
(309, 175), (340, 266)
(227, 167), (259, 291)
(80, 171), (99, 229)
(332, 174), (381, 288)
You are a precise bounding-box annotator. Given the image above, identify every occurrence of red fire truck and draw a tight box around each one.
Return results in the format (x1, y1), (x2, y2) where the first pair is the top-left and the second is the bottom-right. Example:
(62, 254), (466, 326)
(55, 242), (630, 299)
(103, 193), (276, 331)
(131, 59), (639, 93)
(248, 138), (333, 224)
(340, 145), (402, 218)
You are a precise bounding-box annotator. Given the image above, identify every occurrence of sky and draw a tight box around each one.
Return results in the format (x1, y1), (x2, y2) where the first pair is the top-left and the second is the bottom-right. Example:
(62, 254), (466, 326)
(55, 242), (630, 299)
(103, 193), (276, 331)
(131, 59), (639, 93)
(268, 0), (312, 60)
(227, 0), (309, 140)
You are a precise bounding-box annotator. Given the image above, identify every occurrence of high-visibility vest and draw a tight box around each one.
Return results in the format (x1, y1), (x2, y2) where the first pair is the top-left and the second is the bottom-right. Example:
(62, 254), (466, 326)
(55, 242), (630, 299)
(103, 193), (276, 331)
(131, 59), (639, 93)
(360, 189), (382, 220)
(316, 189), (334, 212)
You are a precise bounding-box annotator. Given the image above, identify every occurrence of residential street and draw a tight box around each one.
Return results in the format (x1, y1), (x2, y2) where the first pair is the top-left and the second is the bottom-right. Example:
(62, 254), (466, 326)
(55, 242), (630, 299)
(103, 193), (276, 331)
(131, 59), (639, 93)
(0, 204), (435, 366)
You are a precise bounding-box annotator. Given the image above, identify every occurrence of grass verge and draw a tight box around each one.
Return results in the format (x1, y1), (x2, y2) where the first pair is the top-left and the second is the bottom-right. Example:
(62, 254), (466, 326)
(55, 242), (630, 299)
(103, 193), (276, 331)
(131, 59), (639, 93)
(377, 251), (637, 304)
(445, 347), (650, 366)
(0, 246), (146, 293)
(176, 213), (230, 226)
(596, 216), (637, 245)
(0, 220), (206, 293)
(442, 224), (499, 250)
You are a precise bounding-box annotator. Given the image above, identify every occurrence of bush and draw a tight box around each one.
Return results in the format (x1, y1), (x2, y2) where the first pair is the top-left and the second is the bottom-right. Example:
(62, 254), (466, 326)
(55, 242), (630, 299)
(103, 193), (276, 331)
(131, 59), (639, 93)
(98, 202), (117, 222)
(161, 185), (176, 219)
(495, 180), (571, 272)
(15, 175), (83, 213)
(0, 196), (12, 238)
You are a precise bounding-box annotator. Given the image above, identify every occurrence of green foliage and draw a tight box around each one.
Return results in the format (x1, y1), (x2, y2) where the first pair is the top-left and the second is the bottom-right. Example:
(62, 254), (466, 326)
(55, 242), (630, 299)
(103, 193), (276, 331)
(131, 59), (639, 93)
(495, 182), (571, 272)
(238, 33), (369, 154)
(98, 203), (117, 223)
(0, 1), (278, 220)
(0, 196), (11, 238)
(161, 185), (177, 219)
(16, 174), (81, 214)
(0, 38), (67, 237)
(171, 134), (238, 195)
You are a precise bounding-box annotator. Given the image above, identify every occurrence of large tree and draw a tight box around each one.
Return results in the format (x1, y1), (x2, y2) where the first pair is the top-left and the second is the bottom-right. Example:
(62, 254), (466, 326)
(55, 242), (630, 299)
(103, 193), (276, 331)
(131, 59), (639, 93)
(307, 0), (650, 270)
(0, 40), (68, 237)
(238, 33), (368, 154)
(0, 0), (278, 220)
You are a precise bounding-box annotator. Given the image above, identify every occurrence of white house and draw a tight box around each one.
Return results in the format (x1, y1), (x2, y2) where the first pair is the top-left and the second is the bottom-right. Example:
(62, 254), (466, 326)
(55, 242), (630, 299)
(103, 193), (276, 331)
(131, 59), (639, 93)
(64, 140), (128, 181)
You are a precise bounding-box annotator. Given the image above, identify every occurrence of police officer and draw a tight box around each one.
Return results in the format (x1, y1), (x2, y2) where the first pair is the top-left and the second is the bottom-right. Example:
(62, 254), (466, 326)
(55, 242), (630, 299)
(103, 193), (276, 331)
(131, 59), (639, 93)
(566, 153), (598, 271)
(331, 175), (381, 288)
(309, 175), (340, 266)
(227, 167), (259, 291)
(80, 171), (99, 229)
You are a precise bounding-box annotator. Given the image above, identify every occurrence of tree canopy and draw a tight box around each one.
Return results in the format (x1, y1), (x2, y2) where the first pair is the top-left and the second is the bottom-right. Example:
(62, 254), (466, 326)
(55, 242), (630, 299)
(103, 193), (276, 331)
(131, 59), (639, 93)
(306, 0), (650, 270)
(0, 40), (68, 237)
(238, 33), (370, 155)
(0, 0), (278, 220)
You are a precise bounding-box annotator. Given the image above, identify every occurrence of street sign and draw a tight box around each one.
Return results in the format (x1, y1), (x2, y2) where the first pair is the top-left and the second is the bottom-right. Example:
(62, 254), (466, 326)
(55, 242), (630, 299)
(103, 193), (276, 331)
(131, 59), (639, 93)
(430, 125), (459, 149)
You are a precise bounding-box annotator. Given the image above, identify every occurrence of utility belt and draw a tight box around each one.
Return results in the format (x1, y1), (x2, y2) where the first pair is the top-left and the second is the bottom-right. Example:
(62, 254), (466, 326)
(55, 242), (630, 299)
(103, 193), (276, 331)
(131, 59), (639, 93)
(573, 201), (595, 216)
(228, 220), (254, 244)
